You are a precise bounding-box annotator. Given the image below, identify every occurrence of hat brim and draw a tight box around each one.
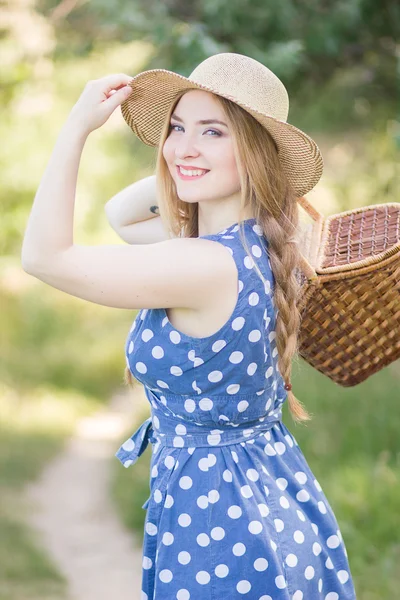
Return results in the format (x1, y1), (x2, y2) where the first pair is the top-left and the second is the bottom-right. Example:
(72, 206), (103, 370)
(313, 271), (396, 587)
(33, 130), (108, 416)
(121, 69), (323, 197)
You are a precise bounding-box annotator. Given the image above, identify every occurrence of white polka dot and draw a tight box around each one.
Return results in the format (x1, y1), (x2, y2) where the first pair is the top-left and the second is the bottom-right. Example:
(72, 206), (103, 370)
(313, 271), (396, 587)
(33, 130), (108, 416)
(292, 591), (303, 600)
(164, 456), (175, 469)
(318, 501), (327, 514)
(264, 443), (276, 456)
(154, 489), (162, 503)
(274, 519), (284, 532)
(175, 423), (187, 435)
(212, 339), (226, 352)
(305, 565), (315, 580)
(296, 489), (310, 502)
(237, 580), (251, 594)
(231, 450), (239, 463)
(178, 513), (191, 527)
(276, 478), (288, 490)
(248, 520), (263, 534)
(337, 570), (349, 583)
(215, 564), (229, 578)
(197, 533), (210, 547)
(142, 556), (152, 569)
(244, 255), (255, 269)
(258, 503), (269, 517)
(295, 472), (307, 485)
(156, 379), (169, 388)
(327, 534), (340, 548)
(254, 557), (269, 571)
(285, 553), (298, 567)
(198, 457), (209, 472)
(141, 328), (154, 342)
(173, 436), (184, 447)
(184, 399), (196, 412)
(178, 551), (191, 565)
(227, 384), (240, 394)
(228, 505), (242, 519)
(313, 542), (322, 556)
(232, 542), (246, 556)
(170, 365), (183, 376)
(162, 532), (174, 545)
(164, 494), (174, 508)
(136, 362), (147, 374)
(211, 527), (225, 540)
(249, 329), (261, 342)
(275, 575), (287, 589)
(311, 522), (319, 536)
(208, 489), (220, 503)
(285, 434), (294, 447)
(159, 569), (173, 583)
(297, 510), (306, 521)
(252, 245), (262, 258)
(232, 316), (245, 330)
(325, 594), (339, 600)
(241, 485), (253, 498)
(199, 398), (213, 411)
(325, 557), (334, 569)
(318, 578), (323, 592)
(176, 590), (190, 600)
(314, 479), (323, 492)
(229, 351), (244, 363)
(265, 366), (274, 378)
(238, 400), (249, 412)
(196, 571), (210, 584)
(223, 469), (233, 482)
(197, 495), (208, 509)
(207, 433), (221, 445)
(145, 522), (157, 535)
(274, 442), (286, 455)
(246, 469), (259, 481)
(279, 496), (290, 509)
(247, 362), (258, 375)
(179, 476), (193, 490)
(293, 530), (305, 543)
(169, 331), (181, 344)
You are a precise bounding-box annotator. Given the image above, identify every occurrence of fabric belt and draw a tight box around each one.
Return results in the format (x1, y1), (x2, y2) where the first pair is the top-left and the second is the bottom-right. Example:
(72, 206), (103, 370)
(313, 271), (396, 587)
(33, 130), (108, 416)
(115, 403), (283, 469)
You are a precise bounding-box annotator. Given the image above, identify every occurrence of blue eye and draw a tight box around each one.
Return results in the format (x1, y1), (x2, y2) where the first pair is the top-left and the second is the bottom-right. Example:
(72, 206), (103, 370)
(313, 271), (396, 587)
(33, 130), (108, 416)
(169, 124), (221, 136)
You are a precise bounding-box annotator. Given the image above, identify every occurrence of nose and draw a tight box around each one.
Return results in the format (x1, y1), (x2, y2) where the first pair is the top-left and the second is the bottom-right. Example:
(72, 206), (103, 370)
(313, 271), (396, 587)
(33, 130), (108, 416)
(174, 131), (201, 160)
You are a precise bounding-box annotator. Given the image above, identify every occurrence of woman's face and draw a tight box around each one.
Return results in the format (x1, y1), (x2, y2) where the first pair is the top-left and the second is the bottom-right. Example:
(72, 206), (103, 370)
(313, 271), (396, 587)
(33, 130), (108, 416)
(162, 90), (241, 206)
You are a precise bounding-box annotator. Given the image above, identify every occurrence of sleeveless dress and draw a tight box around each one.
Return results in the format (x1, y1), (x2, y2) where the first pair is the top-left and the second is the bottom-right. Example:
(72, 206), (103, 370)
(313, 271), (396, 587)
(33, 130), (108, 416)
(115, 218), (357, 600)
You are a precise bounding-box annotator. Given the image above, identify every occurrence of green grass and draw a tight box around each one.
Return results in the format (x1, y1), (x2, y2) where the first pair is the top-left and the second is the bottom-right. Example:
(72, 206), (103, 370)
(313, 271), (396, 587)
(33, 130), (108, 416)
(0, 264), (136, 599)
(111, 359), (400, 599)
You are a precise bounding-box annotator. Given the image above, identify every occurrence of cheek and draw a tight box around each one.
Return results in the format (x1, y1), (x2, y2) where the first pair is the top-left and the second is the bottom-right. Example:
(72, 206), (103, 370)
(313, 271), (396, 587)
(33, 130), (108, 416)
(162, 139), (174, 164)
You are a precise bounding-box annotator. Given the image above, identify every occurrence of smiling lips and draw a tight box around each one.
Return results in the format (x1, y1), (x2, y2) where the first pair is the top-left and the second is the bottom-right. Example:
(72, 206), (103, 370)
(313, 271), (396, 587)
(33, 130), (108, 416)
(176, 165), (210, 180)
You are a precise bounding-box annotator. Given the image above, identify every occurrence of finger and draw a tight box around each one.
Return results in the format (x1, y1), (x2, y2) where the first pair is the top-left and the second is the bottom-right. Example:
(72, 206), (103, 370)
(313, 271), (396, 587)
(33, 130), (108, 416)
(104, 86), (133, 110)
(100, 73), (134, 93)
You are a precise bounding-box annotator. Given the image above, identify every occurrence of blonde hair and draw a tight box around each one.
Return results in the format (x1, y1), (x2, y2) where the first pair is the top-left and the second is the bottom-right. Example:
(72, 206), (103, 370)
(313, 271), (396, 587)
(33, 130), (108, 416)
(124, 89), (312, 424)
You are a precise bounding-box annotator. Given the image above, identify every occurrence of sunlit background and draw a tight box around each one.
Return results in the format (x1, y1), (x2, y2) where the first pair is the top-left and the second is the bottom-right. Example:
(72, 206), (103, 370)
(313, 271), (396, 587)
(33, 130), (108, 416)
(1, 1), (399, 598)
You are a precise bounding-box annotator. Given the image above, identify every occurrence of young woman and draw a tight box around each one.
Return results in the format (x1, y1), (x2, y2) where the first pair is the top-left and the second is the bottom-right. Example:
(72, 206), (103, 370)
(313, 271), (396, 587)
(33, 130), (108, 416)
(22, 53), (357, 599)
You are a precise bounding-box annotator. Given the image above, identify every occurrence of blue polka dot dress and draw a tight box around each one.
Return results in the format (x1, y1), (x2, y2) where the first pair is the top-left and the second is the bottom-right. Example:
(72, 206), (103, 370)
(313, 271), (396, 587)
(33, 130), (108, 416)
(116, 218), (357, 600)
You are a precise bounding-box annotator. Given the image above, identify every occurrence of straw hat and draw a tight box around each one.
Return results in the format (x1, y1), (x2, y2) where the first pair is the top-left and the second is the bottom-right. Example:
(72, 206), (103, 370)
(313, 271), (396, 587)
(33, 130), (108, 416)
(121, 52), (323, 197)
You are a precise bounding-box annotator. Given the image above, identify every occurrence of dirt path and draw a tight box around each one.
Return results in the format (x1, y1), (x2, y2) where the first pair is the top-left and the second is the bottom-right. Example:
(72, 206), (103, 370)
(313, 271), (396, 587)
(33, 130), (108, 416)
(25, 386), (146, 600)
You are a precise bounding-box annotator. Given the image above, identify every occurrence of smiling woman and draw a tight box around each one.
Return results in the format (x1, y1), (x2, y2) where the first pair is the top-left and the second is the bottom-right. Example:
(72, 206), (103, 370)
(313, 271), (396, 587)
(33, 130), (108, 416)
(22, 53), (357, 600)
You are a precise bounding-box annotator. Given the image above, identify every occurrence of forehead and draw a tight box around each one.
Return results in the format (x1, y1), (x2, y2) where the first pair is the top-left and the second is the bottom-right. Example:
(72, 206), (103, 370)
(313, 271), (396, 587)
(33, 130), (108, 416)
(174, 89), (223, 115)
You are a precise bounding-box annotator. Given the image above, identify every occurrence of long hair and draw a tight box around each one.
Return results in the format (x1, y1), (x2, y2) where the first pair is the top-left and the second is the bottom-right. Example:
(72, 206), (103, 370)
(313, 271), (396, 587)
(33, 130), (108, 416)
(124, 89), (312, 424)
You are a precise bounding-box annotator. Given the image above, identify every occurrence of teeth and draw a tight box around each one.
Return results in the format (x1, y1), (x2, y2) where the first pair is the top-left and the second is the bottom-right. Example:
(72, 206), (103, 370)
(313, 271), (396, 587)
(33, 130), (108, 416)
(179, 166), (207, 177)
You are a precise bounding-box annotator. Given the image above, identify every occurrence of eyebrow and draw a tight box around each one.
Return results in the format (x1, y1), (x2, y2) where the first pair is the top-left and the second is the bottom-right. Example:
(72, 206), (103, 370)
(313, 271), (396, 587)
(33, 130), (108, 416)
(170, 113), (228, 128)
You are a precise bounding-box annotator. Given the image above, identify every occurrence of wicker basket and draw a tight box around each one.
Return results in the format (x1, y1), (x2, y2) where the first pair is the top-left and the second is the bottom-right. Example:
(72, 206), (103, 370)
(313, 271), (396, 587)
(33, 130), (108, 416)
(295, 196), (400, 387)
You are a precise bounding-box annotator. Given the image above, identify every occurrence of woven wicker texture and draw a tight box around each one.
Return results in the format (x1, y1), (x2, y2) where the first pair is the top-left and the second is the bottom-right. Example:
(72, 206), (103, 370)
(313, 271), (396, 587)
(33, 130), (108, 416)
(296, 198), (400, 386)
(120, 53), (324, 197)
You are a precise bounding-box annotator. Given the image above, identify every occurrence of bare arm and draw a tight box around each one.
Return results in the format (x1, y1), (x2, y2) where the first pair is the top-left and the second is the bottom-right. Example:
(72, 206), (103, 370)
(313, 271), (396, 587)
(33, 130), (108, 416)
(104, 175), (176, 244)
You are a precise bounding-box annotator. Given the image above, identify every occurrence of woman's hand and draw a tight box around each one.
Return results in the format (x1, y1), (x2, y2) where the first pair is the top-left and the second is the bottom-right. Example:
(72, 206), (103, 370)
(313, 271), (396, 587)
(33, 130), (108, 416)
(67, 73), (133, 136)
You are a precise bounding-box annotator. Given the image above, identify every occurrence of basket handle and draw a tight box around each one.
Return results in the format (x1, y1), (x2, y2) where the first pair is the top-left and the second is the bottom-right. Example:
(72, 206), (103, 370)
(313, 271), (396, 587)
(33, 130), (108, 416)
(296, 196), (324, 222)
(295, 196), (325, 281)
